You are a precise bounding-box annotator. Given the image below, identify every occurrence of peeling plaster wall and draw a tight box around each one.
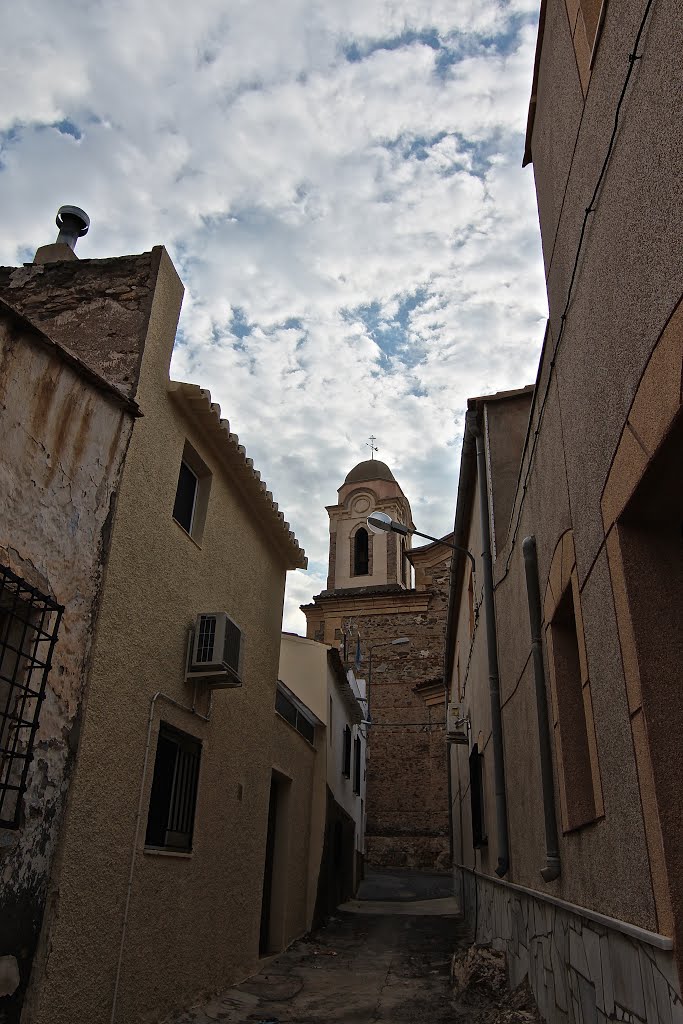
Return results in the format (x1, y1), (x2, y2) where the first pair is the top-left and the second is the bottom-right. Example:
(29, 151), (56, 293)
(0, 310), (135, 1021)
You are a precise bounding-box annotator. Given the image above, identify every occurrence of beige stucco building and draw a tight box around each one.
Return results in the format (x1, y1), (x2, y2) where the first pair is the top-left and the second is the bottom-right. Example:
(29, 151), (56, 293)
(278, 633), (365, 919)
(0, 219), (307, 1023)
(302, 459), (452, 870)
(446, 0), (682, 1021)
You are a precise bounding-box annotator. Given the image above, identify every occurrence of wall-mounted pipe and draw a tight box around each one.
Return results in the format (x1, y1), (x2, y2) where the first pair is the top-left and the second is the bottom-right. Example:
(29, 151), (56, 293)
(110, 686), (212, 1024)
(522, 536), (561, 883)
(473, 424), (509, 877)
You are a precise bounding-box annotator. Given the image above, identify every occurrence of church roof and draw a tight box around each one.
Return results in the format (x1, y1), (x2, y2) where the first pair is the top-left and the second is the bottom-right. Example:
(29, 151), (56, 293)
(343, 458), (396, 485)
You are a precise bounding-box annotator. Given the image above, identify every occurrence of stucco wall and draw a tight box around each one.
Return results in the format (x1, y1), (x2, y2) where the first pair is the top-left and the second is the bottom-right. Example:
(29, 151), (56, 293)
(24, 251), (298, 1024)
(270, 715), (320, 948)
(0, 308), (135, 1020)
(327, 661), (365, 852)
(279, 633), (329, 724)
(450, 0), (683, 1004)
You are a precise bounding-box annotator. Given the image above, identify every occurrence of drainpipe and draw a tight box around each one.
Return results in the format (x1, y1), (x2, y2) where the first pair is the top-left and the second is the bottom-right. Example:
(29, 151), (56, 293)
(522, 536), (561, 882)
(473, 420), (509, 878)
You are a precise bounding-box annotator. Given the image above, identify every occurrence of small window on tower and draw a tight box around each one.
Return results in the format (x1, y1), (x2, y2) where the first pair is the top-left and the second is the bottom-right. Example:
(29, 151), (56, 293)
(354, 528), (369, 576)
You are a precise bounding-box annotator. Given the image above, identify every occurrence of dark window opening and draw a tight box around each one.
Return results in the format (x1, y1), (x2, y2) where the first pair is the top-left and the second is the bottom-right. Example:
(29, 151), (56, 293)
(0, 566), (62, 829)
(342, 725), (352, 778)
(469, 747), (488, 849)
(551, 585), (595, 830)
(145, 723), (201, 852)
(173, 460), (198, 534)
(353, 735), (361, 794)
(354, 528), (369, 576)
(275, 686), (315, 744)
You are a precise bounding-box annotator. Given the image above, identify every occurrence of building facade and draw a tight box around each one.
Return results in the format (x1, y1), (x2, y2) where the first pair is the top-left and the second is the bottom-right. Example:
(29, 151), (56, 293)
(446, 0), (683, 1020)
(278, 633), (366, 920)
(302, 459), (451, 871)
(0, 290), (138, 1019)
(0, 225), (307, 1024)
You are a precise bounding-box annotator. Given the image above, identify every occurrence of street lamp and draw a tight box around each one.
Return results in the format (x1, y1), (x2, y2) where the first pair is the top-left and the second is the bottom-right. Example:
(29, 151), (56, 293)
(363, 637), (410, 727)
(367, 510), (476, 577)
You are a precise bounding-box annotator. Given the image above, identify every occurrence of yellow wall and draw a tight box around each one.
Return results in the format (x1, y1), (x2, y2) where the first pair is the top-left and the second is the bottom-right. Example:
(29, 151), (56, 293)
(27, 250), (299, 1024)
(279, 633), (328, 724)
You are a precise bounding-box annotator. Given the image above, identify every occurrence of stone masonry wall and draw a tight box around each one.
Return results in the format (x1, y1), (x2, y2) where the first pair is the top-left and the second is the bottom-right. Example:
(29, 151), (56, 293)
(0, 251), (161, 398)
(459, 869), (683, 1024)
(360, 556), (451, 870)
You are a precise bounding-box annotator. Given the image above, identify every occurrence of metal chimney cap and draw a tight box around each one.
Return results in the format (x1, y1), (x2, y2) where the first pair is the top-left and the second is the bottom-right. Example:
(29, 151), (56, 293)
(56, 205), (90, 237)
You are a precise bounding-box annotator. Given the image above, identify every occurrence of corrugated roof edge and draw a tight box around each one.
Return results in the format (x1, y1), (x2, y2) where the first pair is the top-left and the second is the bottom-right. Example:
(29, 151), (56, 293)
(168, 381), (307, 570)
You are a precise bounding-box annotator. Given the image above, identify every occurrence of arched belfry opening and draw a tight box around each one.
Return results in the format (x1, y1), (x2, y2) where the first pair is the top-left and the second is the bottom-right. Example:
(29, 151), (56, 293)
(353, 527), (369, 576)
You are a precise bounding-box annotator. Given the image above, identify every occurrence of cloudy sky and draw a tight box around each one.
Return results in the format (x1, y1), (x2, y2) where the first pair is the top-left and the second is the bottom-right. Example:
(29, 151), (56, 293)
(1, 0), (548, 633)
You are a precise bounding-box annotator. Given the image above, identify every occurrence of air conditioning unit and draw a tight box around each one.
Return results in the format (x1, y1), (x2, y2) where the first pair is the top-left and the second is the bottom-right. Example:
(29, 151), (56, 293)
(186, 613), (244, 688)
(446, 702), (469, 745)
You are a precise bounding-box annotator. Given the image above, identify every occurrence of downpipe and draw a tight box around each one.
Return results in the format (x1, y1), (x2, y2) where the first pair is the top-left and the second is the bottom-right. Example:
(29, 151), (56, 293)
(473, 425), (509, 877)
(522, 536), (561, 882)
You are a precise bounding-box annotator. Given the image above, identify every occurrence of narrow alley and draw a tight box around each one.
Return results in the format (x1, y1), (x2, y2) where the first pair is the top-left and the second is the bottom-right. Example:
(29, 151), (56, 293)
(165, 871), (538, 1024)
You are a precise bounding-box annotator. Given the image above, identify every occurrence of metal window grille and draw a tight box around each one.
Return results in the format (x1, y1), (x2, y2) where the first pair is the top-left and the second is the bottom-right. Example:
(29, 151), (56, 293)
(342, 725), (352, 778)
(145, 723), (201, 852)
(196, 615), (216, 663)
(0, 565), (63, 828)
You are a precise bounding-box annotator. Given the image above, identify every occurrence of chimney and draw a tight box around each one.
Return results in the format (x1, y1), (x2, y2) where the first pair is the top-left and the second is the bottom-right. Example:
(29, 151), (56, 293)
(33, 205), (90, 265)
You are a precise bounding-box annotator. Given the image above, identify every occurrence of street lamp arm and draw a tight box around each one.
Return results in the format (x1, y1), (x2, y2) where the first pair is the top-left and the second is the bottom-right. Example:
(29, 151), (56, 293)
(409, 529), (476, 576)
(367, 511), (476, 575)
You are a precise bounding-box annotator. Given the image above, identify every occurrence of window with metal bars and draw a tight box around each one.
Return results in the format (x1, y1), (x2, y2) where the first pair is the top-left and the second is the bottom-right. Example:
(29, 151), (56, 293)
(145, 723), (201, 852)
(353, 734), (361, 794)
(0, 565), (63, 829)
(342, 725), (352, 778)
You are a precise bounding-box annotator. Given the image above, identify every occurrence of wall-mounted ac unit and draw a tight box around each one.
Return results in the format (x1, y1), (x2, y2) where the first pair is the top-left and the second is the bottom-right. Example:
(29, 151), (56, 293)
(186, 612), (244, 688)
(446, 702), (469, 744)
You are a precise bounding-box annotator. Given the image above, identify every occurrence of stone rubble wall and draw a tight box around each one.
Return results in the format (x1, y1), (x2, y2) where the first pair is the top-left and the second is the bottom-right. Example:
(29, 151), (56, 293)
(458, 868), (683, 1024)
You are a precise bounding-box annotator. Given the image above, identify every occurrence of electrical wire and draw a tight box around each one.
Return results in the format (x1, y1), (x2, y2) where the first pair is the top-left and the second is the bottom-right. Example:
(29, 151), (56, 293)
(496, 0), (657, 591)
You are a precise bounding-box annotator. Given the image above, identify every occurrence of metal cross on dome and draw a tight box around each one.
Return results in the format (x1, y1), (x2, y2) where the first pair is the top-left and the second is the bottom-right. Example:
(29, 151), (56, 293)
(366, 435), (378, 459)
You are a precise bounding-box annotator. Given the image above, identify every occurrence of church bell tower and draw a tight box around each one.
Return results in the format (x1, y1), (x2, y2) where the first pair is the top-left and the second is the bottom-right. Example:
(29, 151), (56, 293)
(325, 459), (414, 592)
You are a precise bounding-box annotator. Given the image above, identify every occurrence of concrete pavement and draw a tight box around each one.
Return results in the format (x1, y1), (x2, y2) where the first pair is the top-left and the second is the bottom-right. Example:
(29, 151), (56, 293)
(165, 869), (466, 1023)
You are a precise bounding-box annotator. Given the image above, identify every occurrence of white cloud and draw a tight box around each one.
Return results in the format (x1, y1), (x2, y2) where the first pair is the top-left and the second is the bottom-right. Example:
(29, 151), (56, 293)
(0, 0), (548, 636)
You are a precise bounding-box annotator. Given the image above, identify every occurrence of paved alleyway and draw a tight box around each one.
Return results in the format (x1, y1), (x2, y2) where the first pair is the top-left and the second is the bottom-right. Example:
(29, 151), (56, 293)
(166, 870), (468, 1023)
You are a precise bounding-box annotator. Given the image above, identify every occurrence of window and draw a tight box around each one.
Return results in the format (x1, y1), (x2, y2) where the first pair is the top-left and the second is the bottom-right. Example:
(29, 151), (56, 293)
(172, 441), (211, 543)
(342, 725), (352, 778)
(565, 0), (606, 94)
(0, 566), (62, 829)
(275, 684), (315, 744)
(353, 528), (369, 576)
(145, 723), (201, 852)
(469, 746), (487, 849)
(549, 584), (597, 831)
(544, 531), (602, 833)
(353, 735), (361, 794)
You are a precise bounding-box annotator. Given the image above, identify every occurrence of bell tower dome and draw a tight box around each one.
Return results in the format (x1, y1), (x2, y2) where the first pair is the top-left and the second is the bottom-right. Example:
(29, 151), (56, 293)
(325, 459), (414, 592)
